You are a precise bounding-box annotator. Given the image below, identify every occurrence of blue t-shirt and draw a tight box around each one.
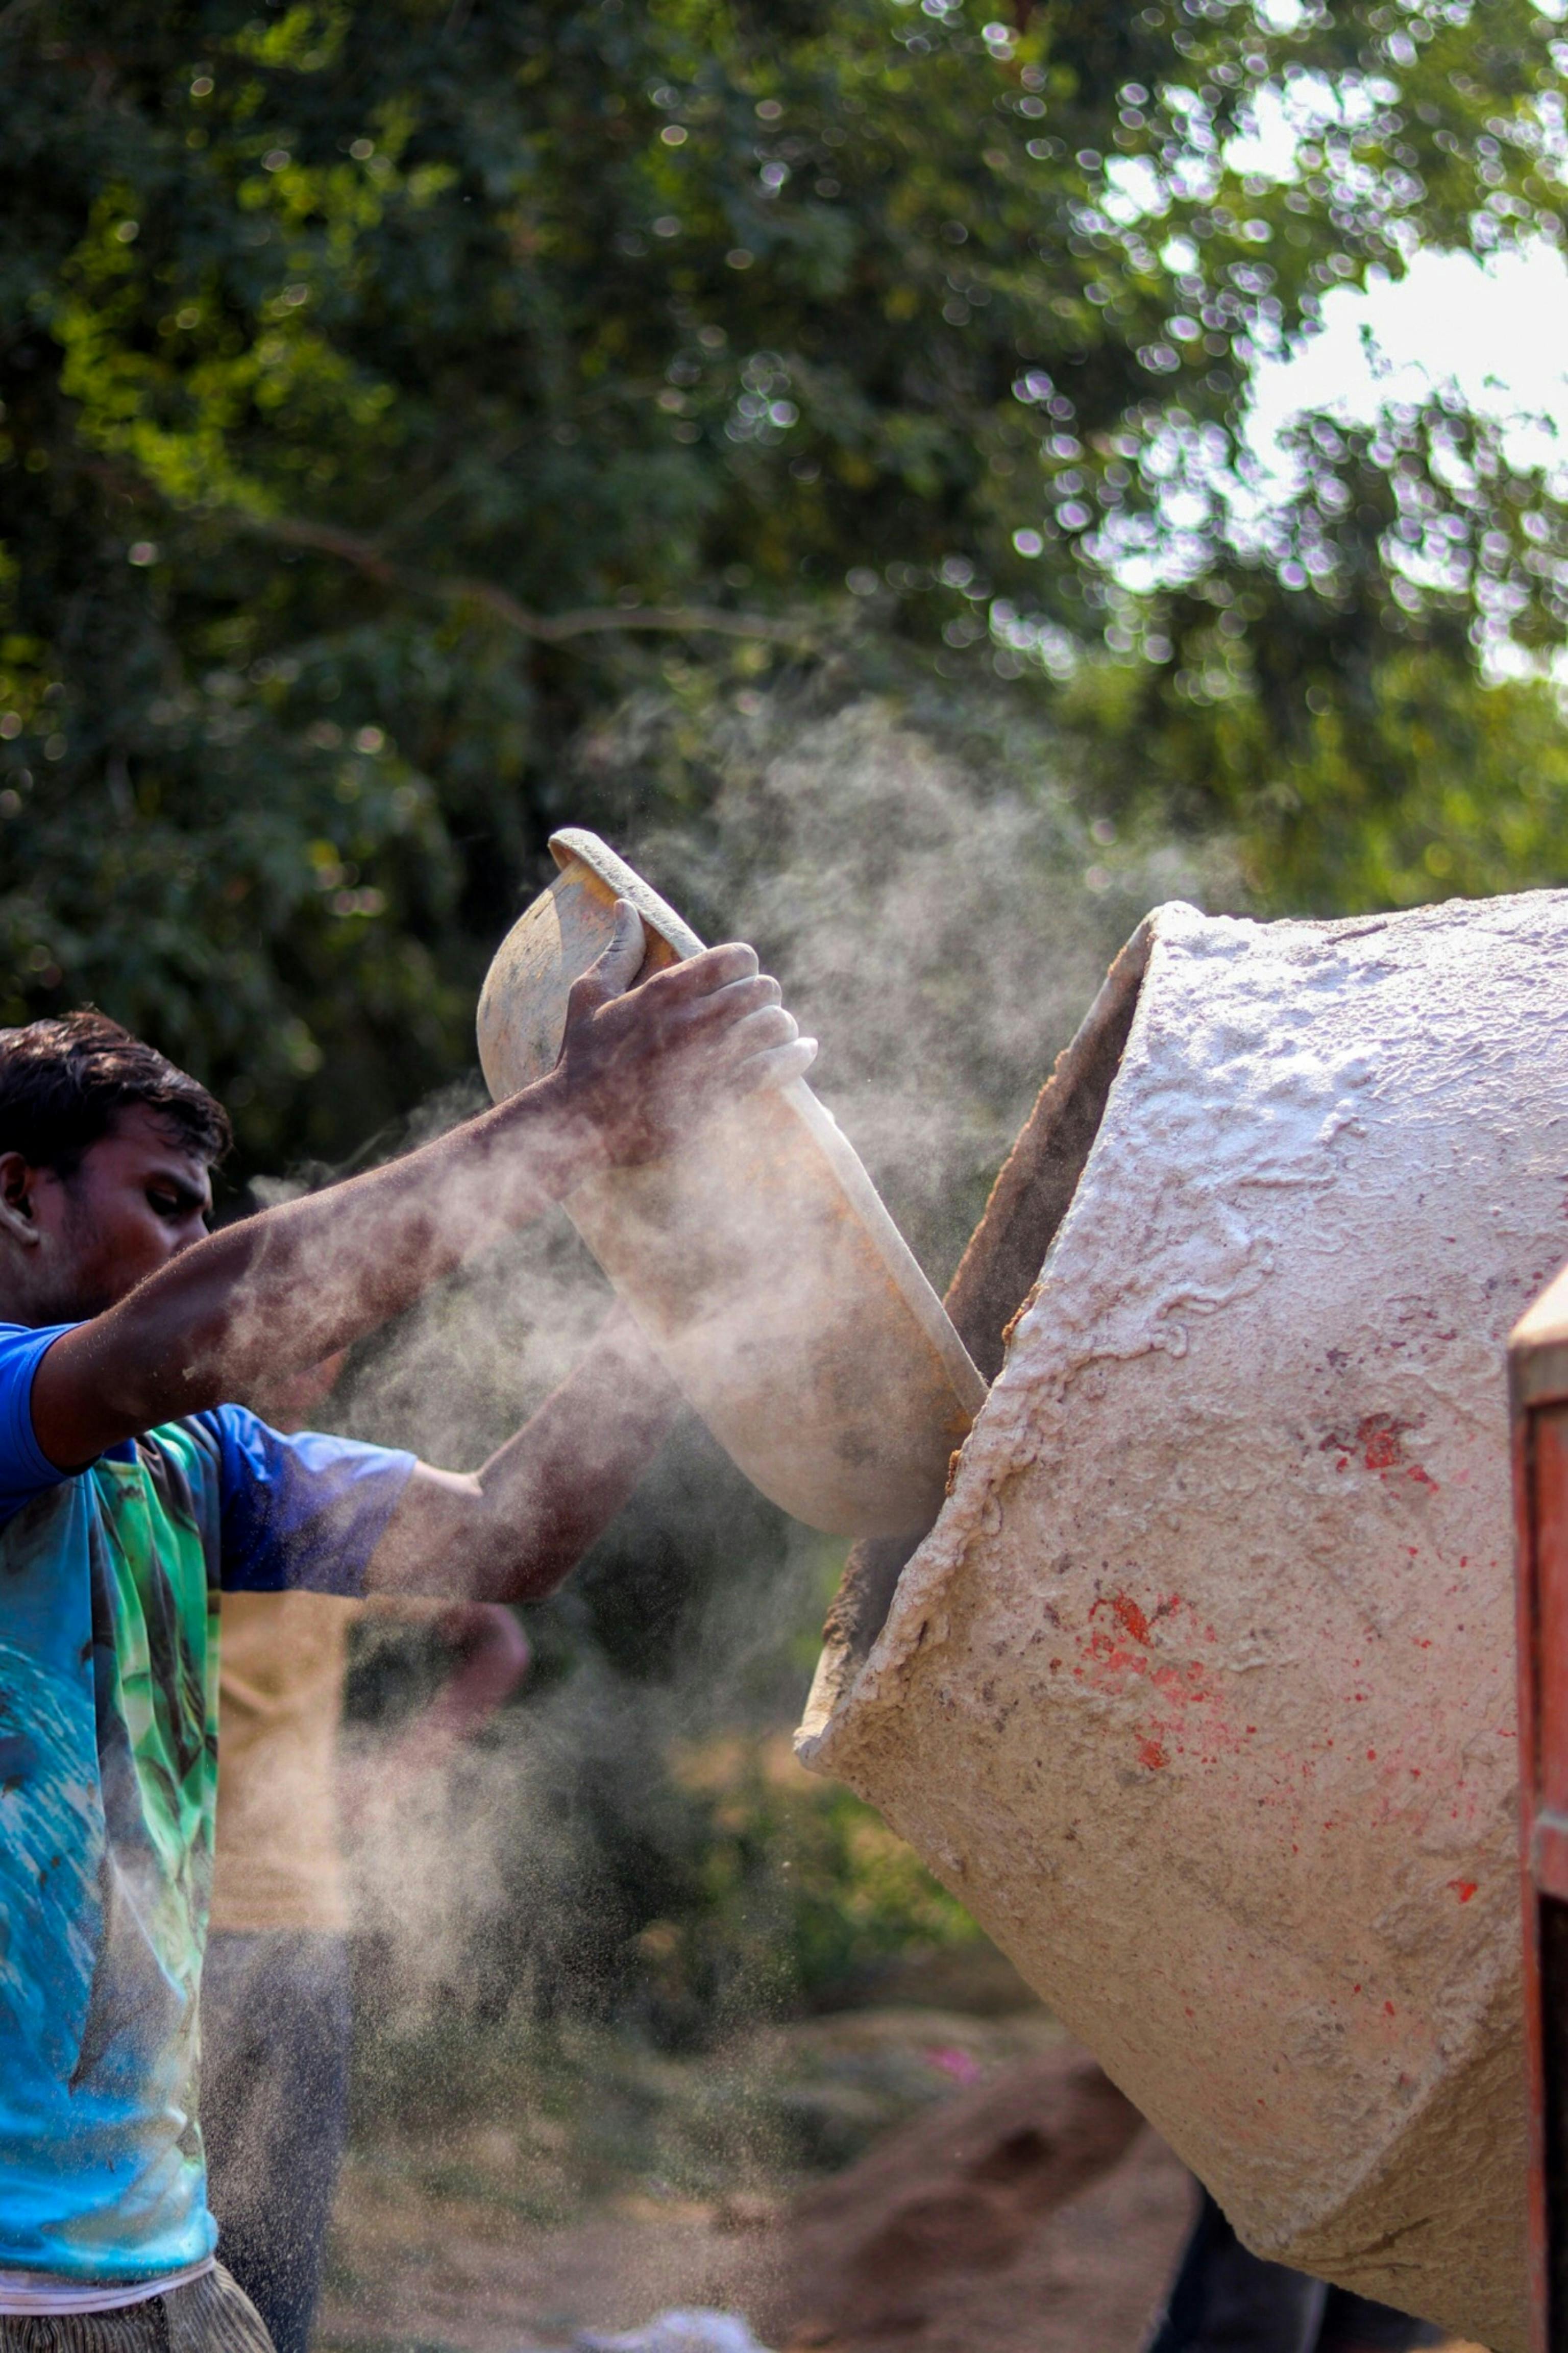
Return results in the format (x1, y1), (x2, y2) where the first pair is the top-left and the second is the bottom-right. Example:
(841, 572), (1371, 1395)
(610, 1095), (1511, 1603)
(0, 1321), (415, 2286)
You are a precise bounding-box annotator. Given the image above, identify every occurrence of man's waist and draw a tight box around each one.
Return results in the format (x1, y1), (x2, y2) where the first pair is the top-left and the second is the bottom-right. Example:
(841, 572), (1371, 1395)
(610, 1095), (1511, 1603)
(0, 2257), (215, 2315)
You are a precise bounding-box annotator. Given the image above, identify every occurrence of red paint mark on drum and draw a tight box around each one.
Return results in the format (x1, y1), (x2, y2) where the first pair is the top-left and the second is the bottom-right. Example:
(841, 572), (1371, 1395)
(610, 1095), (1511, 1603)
(1112, 1594), (1151, 1643)
(1152, 1662), (1208, 1704)
(1361, 1415), (1405, 1469)
(1322, 1413), (1437, 1490)
(1139, 1738), (1168, 1770)
(1448, 1879), (1478, 1903)
(1091, 1591), (1157, 1646)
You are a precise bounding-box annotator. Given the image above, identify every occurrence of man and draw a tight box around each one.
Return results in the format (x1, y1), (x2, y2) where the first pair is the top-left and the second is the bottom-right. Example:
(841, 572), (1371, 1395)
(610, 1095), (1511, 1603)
(199, 1344), (532, 2353)
(0, 903), (812, 2350)
(203, 1582), (529, 2353)
(1143, 2188), (1446, 2353)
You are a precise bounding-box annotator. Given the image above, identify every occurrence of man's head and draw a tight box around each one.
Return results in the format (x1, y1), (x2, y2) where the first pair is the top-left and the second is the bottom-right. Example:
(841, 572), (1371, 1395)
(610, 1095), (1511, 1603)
(0, 1012), (231, 1324)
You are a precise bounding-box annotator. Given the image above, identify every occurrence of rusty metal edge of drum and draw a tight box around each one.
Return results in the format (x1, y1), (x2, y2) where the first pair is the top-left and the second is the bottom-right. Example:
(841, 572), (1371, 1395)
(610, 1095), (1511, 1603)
(1513, 1395), (1550, 2353)
(1511, 1265), (1568, 2353)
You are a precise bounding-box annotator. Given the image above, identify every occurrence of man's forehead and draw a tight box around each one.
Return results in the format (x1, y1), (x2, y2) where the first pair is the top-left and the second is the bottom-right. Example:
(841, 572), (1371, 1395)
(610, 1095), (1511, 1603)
(101, 1104), (213, 1192)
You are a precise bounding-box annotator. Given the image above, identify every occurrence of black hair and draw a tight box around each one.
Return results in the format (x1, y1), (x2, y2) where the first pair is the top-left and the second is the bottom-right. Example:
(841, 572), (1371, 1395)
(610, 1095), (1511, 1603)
(0, 1011), (232, 1177)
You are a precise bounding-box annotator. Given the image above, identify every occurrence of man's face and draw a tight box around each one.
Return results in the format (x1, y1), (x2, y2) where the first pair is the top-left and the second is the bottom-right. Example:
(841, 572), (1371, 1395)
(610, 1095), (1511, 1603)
(0, 1103), (213, 1323)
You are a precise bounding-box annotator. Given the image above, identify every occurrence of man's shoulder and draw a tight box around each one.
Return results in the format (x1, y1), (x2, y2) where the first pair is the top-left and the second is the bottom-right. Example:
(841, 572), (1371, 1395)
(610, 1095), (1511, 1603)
(0, 1322), (81, 1526)
(0, 1318), (74, 1496)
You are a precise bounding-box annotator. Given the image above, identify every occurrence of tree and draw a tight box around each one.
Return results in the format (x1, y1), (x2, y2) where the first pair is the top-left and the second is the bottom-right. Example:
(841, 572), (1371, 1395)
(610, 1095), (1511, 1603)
(2, 0), (1564, 1167)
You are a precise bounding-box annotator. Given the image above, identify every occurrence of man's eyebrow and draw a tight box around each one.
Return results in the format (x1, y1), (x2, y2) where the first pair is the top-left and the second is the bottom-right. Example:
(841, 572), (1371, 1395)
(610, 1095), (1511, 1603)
(145, 1166), (212, 1209)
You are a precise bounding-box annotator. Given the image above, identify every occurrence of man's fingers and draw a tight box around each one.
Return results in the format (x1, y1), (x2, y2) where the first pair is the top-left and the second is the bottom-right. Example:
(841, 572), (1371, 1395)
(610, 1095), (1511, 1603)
(556, 906), (815, 1146)
(586, 899), (650, 1008)
(640, 939), (760, 1002)
(726, 1036), (819, 1097)
(683, 972), (782, 1031)
(645, 982), (792, 1064)
(718, 1003), (801, 1060)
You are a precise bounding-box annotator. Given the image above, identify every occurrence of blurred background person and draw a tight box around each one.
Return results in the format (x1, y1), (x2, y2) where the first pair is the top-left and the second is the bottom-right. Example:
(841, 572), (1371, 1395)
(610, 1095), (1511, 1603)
(202, 1359), (530, 2353)
(1143, 2187), (1446, 2353)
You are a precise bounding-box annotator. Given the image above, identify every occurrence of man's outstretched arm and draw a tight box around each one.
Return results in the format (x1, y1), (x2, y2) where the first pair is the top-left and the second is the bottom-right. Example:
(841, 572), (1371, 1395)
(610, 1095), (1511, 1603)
(363, 1304), (685, 1604)
(29, 907), (814, 1471)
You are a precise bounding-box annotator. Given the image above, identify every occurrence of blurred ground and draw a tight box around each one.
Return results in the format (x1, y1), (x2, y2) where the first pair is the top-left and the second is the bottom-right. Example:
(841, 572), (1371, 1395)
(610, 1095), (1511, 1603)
(320, 1731), (1491, 2353)
(316, 1964), (1491, 2353)
(315, 1995), (1195, 2353)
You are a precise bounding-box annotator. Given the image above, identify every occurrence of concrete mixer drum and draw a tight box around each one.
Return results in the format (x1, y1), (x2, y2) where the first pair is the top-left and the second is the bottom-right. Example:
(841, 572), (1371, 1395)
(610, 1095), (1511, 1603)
(800, 890), (1568, 2353)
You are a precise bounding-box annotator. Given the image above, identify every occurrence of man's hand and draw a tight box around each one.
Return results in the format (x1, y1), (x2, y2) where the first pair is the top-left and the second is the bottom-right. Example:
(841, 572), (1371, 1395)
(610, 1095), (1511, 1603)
(545, 901), (816, 1171)
(338, 1602), (530, 1824)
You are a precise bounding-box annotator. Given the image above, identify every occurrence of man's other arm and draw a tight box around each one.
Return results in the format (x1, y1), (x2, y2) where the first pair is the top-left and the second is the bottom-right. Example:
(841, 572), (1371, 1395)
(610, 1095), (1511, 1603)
(362, 1305), (683, 1604)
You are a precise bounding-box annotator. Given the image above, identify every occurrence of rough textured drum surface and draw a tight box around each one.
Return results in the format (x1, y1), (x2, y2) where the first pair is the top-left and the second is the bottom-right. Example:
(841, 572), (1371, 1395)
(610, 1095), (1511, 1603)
(799, 890), (1568, 2352)
(477, 830), (984, 1538)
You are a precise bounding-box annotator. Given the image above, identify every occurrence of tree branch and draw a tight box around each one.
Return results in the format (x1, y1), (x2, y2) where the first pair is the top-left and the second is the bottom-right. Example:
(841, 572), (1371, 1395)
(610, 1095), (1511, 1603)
(239, 509), (819, 648)
(87, 457), (822, 647)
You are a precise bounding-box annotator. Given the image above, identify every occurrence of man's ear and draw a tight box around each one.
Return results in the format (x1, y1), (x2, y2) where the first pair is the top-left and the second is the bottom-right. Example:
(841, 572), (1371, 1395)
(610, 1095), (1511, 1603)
(0, 1152), (42, 1249)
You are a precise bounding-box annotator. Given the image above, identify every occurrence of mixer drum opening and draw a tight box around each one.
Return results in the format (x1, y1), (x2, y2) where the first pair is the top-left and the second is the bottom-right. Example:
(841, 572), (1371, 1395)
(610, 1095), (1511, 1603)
(804, 918), (1153, 1719)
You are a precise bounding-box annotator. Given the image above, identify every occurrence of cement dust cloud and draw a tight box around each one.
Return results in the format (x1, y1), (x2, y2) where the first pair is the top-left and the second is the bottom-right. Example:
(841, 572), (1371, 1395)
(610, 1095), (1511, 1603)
(627, 691), (1233, 1278)
(302, 685), (1235, 2060)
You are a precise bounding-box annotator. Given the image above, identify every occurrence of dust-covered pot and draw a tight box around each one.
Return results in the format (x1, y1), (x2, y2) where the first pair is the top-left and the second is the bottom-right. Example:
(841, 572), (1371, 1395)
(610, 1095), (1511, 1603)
(476, 828), (985, 1539)
(798, 890), (1568, 2352)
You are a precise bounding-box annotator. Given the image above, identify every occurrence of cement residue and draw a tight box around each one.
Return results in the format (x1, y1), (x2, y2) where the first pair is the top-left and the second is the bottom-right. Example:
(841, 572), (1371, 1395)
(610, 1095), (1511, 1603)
(803, 889), (1568, 2352)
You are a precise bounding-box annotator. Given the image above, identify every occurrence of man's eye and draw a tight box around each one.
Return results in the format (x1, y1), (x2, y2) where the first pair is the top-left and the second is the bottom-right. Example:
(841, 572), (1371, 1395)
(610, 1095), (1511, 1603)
(148, 1192), (183, 1218)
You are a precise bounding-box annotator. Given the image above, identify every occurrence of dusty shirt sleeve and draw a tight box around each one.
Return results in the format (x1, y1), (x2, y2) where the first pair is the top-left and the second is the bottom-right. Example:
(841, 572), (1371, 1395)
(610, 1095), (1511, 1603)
(197, 1405), (416, 1596)
(0, 1320), (81, 1523)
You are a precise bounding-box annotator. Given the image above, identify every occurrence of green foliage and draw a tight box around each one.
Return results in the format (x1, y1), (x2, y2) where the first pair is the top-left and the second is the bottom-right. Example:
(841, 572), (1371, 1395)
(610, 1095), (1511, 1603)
(3, 0), (1566, 1171)
(644, 1731), (983, 2034)
(1073, 632), (1568, 910)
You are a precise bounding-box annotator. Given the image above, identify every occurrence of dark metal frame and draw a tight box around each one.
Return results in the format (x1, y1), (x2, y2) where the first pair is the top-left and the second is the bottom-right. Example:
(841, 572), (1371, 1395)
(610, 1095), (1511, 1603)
(1511, 1265), (1568, 2353)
